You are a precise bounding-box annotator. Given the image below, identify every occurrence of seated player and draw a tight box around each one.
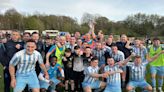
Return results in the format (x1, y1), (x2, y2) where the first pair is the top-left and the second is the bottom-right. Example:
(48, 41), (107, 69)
(39, 56), (65, 92)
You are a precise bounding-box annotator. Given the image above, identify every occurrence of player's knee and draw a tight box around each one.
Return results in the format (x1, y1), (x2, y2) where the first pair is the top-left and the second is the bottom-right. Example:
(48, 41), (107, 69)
(32, 88), (40, 92)
(70, 80), (74, 85)
(126, 86), (133, 91)
(145, 85), (152, 91)
(70, 80), (74, 83)
(65, 80), (69, 84)
(83, 86), (91, 92)
(151, 74), (156, 78)
(40, 88), (47, 92)
(100, 82), (106, 88)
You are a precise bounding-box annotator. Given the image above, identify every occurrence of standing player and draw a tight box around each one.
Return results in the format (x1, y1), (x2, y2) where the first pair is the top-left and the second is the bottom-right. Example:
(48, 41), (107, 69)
(9, 39), (49, 92)
(73, 46), (84, 92)
(83, 46), (93, 68)
(62, 48), (74, 92)
(46, 36), (66, 67)
(92, 42), (111, 72)
(31, 32), (44, 76)
(126, 38), (148, 62)
(107, 43), (126, 86)
(148, 37), (164, 92)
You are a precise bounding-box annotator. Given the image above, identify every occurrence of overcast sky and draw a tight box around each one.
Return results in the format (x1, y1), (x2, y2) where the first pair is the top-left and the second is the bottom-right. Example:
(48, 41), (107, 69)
(1, 0), (164, 22)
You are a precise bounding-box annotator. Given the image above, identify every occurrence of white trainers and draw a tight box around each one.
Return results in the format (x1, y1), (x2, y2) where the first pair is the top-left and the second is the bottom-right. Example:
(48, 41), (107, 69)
(158, 88), (163, 92)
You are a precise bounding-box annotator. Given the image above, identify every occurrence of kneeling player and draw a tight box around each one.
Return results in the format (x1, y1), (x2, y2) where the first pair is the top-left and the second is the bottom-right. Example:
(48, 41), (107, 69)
(104, 57), (123, 92)
(82, 57), (108, 92)
(124, 52), (163, 92)
(39, 56), (65, 92)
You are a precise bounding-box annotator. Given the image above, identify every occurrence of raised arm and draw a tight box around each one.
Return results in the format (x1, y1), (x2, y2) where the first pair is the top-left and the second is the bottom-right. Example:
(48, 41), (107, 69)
(88, 21), (96, 39)
(46, 52), (52, 65)
(46, 45), (56, 66)
(118, 53), (134, 66)
(125, 41), (132, 49)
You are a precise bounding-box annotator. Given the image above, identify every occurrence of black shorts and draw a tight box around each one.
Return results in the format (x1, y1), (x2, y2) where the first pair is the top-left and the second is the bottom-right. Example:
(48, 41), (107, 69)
(73, 71), (84, 82)
(64, 68), (74, 80)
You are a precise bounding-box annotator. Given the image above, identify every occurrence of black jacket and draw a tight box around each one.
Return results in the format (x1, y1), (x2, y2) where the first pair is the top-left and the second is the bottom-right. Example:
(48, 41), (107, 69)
(0, 43), (7, 66)
(4, 40), (23, 67)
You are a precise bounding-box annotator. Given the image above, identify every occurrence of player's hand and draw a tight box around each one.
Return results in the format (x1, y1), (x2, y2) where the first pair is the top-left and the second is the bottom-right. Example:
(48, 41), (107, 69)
(45, 62), (50, 67)
(88, 21), (94, 29)
(63, 57), (67, 61)
(44, 73), (49, 80)
(126, 41), (130, 45)
(11, 78), (16, 88)
(49, 81), (54, 85)
(15, 44), (21, 49)
(117, 69), (123, 73)
(131, 52), (136, 57)
(104, 71), (110, 75)
(102, 73), (108, 78)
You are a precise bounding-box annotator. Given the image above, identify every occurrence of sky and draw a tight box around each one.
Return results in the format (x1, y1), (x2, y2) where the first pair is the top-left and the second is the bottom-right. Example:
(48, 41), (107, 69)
(0, 0), (164, 22)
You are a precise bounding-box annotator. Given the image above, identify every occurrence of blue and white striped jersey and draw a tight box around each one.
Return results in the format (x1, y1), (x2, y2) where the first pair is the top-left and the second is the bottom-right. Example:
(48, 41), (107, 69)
(92, 46), (111, 65)
(83, 66), (99, 83)
(92, 49), (106, 64)
(131, 46), (148, 62)
(10, 49), (43, 74)
(104, 65), (121, 85)
(127, 62), (148, 81)
(110, 50), (125, 62)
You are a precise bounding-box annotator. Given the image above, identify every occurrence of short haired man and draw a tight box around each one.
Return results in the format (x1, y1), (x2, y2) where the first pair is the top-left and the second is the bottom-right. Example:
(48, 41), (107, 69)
(4, 30), (23, 92)
(148, 37), (164, 92)
(9, 39), (49, 92)
(82, 57), (108, 92)
(125, 54), (163, 92)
